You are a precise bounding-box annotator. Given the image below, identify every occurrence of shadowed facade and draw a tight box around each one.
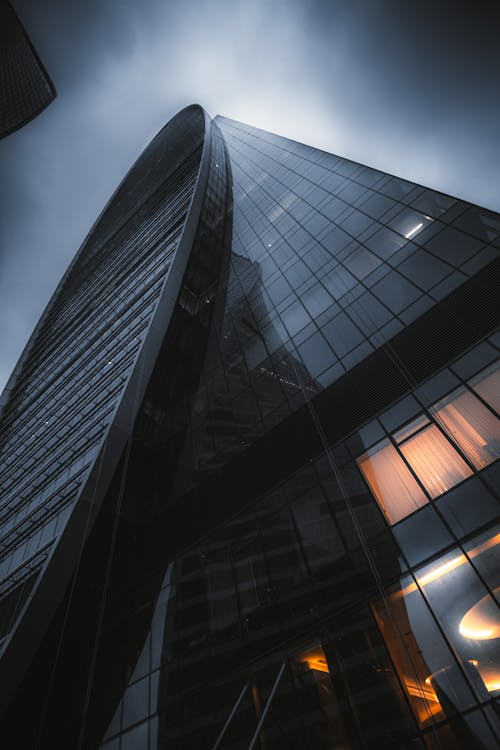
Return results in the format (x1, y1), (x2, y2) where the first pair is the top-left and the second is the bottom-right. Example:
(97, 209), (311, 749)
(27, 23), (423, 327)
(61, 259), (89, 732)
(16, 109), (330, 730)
(0, 105), (500, 748)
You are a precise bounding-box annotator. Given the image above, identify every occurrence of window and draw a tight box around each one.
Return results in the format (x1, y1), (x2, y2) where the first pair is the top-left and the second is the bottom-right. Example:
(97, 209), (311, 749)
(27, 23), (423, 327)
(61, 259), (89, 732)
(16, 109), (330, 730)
(397, 422), (472, 498)
(356, 360), (500, 525)
(387, 207), (431, 239)
(469, 360), (500, 415)
(357, 439), (427, 524)
(432, 387), (500, 470)
(372, 530), (500, 729)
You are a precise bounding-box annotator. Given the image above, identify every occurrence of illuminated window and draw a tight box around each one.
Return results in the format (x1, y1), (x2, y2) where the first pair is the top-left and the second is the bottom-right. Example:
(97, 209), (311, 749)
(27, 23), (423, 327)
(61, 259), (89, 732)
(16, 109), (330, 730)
(432, 387), (500, 470)
(290, 643), (350, 746)
(357, 439), (428, 524)
(397, 422), (472, 498)
(293, 644), (330, 674)
(357, 366), (500, 524)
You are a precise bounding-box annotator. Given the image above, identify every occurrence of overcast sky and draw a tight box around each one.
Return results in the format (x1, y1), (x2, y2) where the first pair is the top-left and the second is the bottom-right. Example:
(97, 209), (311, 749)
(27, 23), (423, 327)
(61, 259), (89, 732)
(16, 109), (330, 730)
(1, 0), (499, 392)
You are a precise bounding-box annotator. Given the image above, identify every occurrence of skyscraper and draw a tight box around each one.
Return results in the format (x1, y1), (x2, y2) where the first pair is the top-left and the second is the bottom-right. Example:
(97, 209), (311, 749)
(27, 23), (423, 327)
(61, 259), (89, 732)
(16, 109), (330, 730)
(0, 104), (499, 748)
(0, 1), (56, 139)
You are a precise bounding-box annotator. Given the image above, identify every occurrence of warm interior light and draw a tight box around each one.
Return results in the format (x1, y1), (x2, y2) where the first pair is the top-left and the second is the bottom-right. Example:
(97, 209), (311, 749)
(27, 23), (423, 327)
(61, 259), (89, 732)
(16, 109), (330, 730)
(296, 647), (330, 673)
(484, 678), (500, 692)
(306, 656), (330, 673)
(466, 662), (500, 694)
(406, 681), (440, 702)
(417, 555), (466, 587)
(460, 626), (495, 639)
(399, 424), (472, 498)
(394, 534), (500, 599)
(459, 588), (500, 640)
(396, 554), (466, 598)
(424, 666), (448, 687)
(437, 403), (487, 447)
(425, 660), (478, 686)
(469, 533), (500, 559)
(433, 389), (500, 470)
(404, 680), (443, 723)
(357, 440), (427, 524)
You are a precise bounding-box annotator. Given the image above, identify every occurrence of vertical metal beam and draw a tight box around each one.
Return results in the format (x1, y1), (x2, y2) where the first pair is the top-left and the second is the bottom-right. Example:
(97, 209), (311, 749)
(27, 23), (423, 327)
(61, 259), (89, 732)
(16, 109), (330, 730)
(211, 682), (249, 750)
(248, 661), (286, 750)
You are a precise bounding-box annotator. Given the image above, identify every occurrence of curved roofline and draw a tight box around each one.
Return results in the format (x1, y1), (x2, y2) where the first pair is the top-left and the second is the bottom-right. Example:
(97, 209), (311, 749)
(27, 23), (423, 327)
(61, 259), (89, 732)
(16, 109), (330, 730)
(0, 104), (209, 417)
(0, 104), (213, 715)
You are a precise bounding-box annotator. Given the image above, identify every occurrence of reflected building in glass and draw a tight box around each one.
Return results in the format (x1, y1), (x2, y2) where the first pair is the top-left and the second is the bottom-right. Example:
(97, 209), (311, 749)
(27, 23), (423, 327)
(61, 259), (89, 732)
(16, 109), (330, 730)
(0, 105), (499, 749)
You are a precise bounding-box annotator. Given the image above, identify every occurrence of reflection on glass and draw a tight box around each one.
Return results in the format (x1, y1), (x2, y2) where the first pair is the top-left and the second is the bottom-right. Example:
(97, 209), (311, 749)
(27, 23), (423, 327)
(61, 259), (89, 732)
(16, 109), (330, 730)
(357, 439), (428, 524)
(469, 361), (500, 416)
(416, 553), (466, 589)
(291, 643), (350, 748)
(459, 588), (500, 641)
(374, 531), (500, 732)
(389, 208), (431, 239)
(433, 387), (500, 470)
(417, 545), (500, 705)
(399, 424), (472, 498)
(397, 532), (500, 597)
(405, 222), (423, 239)
(372, 584), (472, 728)
(464, 529), (500, 606)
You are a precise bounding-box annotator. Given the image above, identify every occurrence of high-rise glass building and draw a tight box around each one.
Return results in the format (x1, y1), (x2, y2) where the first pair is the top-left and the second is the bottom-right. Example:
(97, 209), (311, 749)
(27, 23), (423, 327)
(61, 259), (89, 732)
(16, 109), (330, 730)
(0, 105), (499, 749)
(0, 1), (56, 139)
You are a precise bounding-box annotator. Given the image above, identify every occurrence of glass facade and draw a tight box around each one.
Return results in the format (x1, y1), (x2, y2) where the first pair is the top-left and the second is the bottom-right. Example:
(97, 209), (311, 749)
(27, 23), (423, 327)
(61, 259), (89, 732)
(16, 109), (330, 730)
(0, 105), (213, 716)
(0, 107), (499, 748)
(358, 361), (500, 523)
(0, 1), (56, 138)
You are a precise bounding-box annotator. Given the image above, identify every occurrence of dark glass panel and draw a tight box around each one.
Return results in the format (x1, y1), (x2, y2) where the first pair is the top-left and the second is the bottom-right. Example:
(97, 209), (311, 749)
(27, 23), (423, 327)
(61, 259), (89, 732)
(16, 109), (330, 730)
(410, 190), (456, 218)
(364, 225), (408, 260)
(392, 505), (453, 566)
(426, 226), (484, 266)
(371, 271), (421, 314)
(397, 250), (452, 289)
(321, 312), (364, 357)
(436, 477), (500, 538)
(469, 361), (500, 415)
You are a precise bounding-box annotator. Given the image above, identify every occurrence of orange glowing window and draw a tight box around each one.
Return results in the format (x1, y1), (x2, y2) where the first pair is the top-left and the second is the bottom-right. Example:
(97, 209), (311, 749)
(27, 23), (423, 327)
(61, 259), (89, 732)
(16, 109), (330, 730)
(357, 363), (500, 524)
(357, 439), (428, 524)
(294, 646), (331, 673)
(432, 387), (500, 470)
(398, 423), (473, 498)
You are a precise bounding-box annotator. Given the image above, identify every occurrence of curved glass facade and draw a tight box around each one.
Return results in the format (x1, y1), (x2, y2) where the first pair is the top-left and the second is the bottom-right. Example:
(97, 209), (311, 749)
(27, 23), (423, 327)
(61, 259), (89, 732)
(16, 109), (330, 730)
(0, 107), (499, 749)
(0, 104), (210, 708)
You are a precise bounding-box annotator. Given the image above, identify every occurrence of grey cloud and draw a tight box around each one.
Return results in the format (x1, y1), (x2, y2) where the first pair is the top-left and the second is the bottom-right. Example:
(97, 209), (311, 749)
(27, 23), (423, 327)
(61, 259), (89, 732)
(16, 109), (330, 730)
(1, 0), (499, 391)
